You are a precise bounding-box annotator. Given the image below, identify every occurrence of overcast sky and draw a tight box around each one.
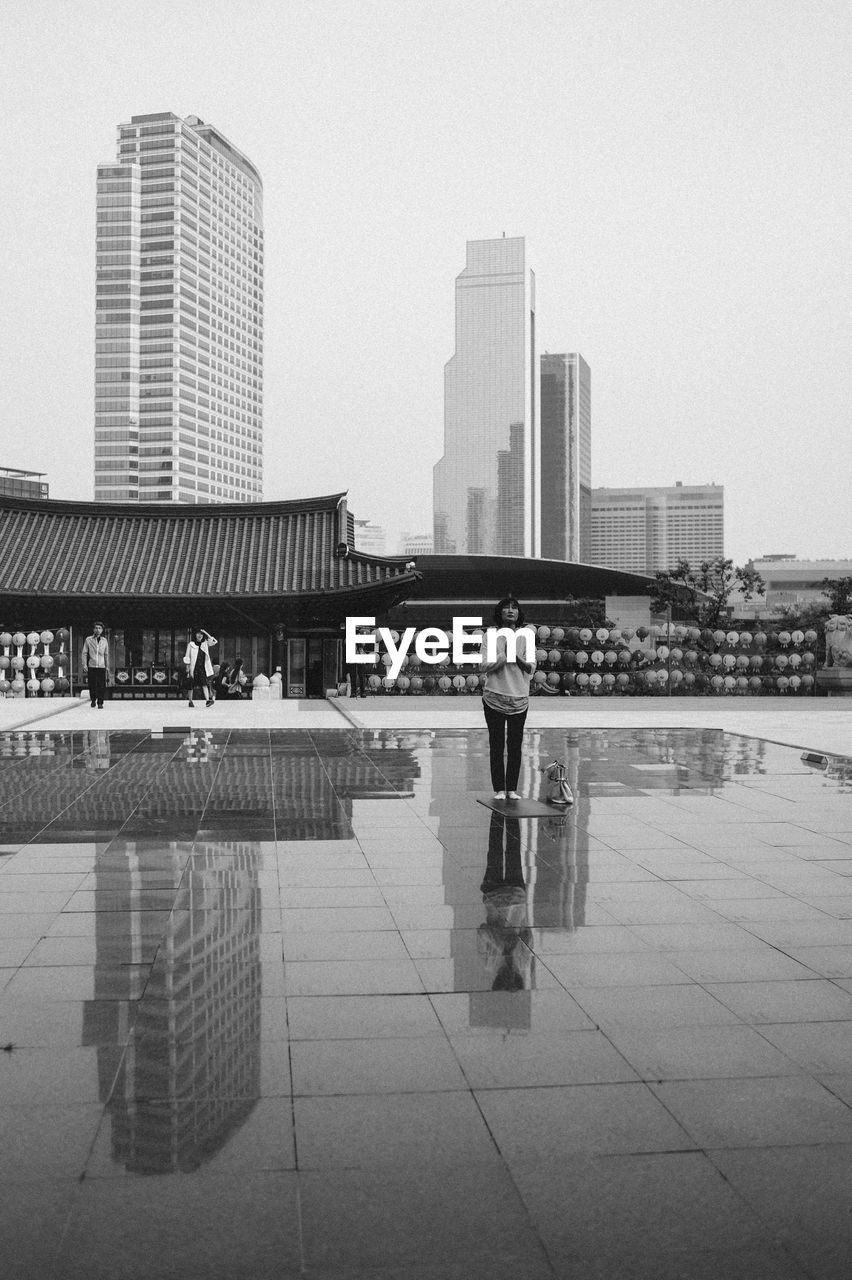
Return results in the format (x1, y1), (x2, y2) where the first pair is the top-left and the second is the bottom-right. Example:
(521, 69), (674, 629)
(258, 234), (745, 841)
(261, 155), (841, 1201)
(1, 0), (849, 563)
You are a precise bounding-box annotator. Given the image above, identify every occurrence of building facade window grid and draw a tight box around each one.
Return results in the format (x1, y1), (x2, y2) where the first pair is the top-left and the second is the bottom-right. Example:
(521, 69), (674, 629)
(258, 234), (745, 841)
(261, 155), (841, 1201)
(94, 113), (264, 504)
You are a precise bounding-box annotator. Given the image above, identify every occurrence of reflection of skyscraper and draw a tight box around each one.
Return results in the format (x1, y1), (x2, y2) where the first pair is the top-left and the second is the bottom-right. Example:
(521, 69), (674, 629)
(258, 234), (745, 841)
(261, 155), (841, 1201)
(434, 237), (537, 557)
(540, 353), (591, 562)
(83, 838), (262, 1173)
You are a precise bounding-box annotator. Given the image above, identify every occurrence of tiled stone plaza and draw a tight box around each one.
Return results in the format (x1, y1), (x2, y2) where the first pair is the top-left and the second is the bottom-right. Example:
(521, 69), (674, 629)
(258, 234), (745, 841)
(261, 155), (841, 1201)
(2, 696), (852, 1279)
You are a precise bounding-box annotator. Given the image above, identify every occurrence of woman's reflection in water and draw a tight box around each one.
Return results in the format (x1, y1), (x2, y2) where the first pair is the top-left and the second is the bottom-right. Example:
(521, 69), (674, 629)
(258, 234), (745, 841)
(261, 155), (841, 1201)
(478, 811), (534, 990)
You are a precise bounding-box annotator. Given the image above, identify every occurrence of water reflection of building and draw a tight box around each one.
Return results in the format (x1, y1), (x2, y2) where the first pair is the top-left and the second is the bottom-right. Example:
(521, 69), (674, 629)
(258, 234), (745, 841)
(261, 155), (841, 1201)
(83, 839), (262, 1174)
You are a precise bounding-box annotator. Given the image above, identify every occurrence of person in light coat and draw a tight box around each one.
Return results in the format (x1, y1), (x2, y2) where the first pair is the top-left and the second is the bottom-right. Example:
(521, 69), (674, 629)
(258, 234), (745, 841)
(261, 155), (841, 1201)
(183, 627), (217, 708)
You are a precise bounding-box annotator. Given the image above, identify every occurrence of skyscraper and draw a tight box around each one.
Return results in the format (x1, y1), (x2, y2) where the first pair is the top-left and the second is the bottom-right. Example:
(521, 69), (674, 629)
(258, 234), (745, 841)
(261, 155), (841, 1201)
(94, 112), (263, 503)
(433, 237), (538, 556)
(590, 482), (724, 573)
(540, 353), (591, 562)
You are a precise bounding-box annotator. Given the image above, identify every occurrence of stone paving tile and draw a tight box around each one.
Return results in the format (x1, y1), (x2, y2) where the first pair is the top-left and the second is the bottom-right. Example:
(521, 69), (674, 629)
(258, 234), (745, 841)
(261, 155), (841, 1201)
(1, 723), (851, 1280)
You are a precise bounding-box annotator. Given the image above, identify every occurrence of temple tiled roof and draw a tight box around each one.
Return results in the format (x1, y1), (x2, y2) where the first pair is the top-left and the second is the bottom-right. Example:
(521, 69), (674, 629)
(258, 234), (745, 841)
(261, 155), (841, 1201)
(0, 493), (416, 600)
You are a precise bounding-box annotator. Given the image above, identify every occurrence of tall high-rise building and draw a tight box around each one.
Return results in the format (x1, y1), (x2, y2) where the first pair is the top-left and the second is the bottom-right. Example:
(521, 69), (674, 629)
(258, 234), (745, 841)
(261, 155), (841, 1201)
(590, 482), (724, 573)
(433, 237), (538, 557)
(94, 112), (263, 504)
(540, 353), (591, 562)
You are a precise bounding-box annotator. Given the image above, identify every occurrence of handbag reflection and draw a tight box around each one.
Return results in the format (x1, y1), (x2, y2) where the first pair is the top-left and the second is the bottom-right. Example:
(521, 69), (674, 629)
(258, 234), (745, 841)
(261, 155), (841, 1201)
(542, 759), (574, 808)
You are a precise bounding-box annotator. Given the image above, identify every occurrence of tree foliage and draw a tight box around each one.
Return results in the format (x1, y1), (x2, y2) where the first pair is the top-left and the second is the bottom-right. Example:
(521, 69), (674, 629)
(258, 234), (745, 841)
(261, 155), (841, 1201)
(650, 557), (766, 629)
(821, 576), (852, 616)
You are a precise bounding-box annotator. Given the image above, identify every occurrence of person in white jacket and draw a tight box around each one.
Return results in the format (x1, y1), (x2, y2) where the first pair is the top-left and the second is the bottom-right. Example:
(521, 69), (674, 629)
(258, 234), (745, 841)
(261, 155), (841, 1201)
(481, 597), (536, 800)
(183, 627), (218, 708)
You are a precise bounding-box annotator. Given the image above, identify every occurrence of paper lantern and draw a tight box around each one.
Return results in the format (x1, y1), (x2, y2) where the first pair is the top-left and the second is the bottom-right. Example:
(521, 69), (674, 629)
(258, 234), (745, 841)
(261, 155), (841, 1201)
(616, 673), (630, 687)
(576, 672), (589, 687)
(422, 674), (435, 690)
(709, 653), (722, 668)
(41, 655), (54, 670)
(713, 630), (726, 646)
(670, 648), (683, 664)
(656, 668), (668, 683)
(579, 628), (593, 644)
(55, 677), (70, 692)
(739, 631), (753, 646)
(548, 649), (561, 665)
(804, 630), (817, 645)
(562, 650), (576, 667)
(789, 675), (801, 690)
(535, 648), (547, 664)
(55, 628), (70, 643)
(656, 645), (670, 661)
(11, 677), (25, 692)
(26, 656), (41, 670)
(41, 678), (55, 693)
(589, 672), (602, 687)
(397, 675), (410, 690)
(0, 657), (8, 670)
(791, 630), (804, 646)
(735, 655), (749, 670)
(533, 671), (547, 685)
(26, 632), (40, 647)
(750, 655), (763, 669)
(575, 651), (588, 667)
(604, 649), (618, 666)
(603, 672), (615, 687)
(778, 631), (791, 648)
(452, 675), (465, 690)
(621, 627), (635, 640)
(726, 631), (739, 646)
(753, 632), (767, 647)
(537, 626), (551, 642)
(26, 678), (40, 692)
(775, 654), (789, 670)
(40, 631), (54, 644)
(368, 674), (381, 689)
(618, 649), (631, 666)
(410, 675), (423, 691)
(801, 674), (814, 688)
(12, 632), (26, 647)
(777, 675), (790, 691)
(722, 654), (736, 670)
(591, 650), (604, 666)
(0, 679), (9, 694)
(10, 657), (24, 671)
(465, 674), (479, 690)
(547, 671), (560, 686)
(710, 675), (724, 691)
(0, 632), (11, 647)
(684, 649), (697, 664)
(382, 676), (396, 689)
(669, 669), (683, 685)
(595, 628), (609, 642)
(748, 676), (762, 691)
(736, 676), (748, 691)
(683, 671), (696, 686)
(550, 627), (564, 642)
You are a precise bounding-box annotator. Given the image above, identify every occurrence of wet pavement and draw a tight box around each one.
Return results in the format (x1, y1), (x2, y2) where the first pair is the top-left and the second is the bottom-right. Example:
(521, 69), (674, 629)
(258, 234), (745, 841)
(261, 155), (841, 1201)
(1, 725), (852, 1279)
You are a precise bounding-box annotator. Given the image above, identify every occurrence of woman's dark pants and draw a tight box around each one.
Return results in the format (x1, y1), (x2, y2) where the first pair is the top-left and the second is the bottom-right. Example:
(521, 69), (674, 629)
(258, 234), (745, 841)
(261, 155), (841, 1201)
(483, 704), (527, 792)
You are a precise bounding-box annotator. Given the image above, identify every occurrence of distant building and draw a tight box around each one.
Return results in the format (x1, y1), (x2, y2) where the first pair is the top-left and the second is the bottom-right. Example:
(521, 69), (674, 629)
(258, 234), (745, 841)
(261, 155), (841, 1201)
(398, 531), (433, 557)
(353, 519), (386, 556)
(94, 112), (263, 504)
(434, 236), (537, 557)
(540, 353), (591, 562)
(590, 482), (724, 573)
(743, 556), (852, 614)
(0, 468), (48, 500)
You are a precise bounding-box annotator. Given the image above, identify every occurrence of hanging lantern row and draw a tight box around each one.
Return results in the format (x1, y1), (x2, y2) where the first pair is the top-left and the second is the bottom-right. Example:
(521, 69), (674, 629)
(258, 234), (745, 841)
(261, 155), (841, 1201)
(0, 629), (74, 697)
(364, 625), (820, 695)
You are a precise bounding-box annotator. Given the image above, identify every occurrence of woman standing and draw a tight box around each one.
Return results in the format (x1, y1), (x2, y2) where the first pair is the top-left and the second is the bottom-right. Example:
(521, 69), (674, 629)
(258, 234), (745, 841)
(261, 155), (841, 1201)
(481, 597), (536, 800)
(183, 627), (217, 708)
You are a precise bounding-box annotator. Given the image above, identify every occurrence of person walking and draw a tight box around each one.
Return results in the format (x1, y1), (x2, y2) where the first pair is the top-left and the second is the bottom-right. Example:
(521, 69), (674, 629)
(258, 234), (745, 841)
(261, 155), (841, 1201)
(81, 621), (110, 709)
(183, 627), (217, 708)
(481, 596), (536, 801)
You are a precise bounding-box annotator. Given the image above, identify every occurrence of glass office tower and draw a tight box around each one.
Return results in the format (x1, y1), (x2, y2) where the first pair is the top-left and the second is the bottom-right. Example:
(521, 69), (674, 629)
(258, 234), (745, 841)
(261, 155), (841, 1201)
(94, 113), (263, 503)
(433, 237), (538, 556)
(540, 353), (591, 562)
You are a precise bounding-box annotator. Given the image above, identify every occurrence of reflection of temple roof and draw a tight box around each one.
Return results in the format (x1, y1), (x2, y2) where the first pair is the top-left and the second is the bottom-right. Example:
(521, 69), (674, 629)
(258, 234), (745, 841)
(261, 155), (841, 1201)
(0, 732), (420, 841)
(0, 491), (418, 623)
